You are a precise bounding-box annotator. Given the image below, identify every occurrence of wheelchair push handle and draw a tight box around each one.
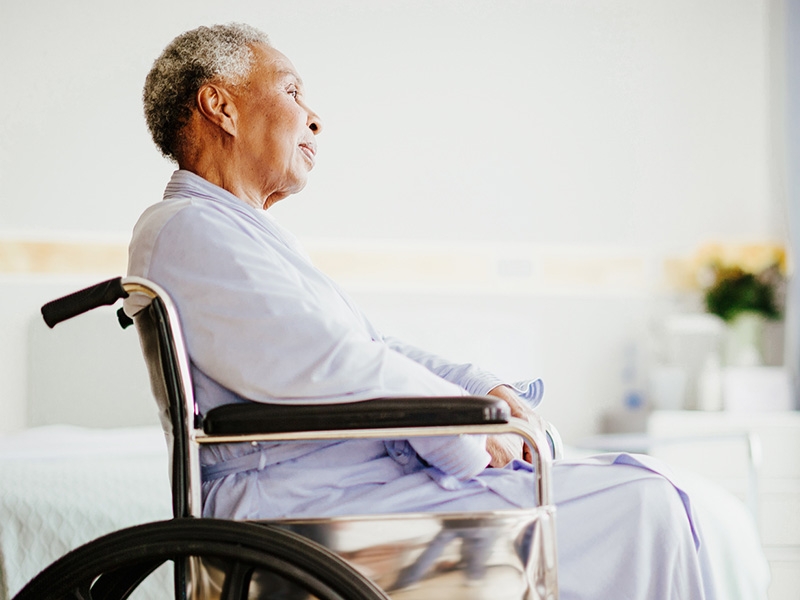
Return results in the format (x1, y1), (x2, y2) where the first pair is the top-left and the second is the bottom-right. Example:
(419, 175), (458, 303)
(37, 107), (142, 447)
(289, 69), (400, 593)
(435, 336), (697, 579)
(41, 277), (129, 328)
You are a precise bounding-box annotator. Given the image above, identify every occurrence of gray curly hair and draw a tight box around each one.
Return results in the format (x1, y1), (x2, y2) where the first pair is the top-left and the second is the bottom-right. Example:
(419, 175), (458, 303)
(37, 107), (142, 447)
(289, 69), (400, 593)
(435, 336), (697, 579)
(143, 23), (271, 162)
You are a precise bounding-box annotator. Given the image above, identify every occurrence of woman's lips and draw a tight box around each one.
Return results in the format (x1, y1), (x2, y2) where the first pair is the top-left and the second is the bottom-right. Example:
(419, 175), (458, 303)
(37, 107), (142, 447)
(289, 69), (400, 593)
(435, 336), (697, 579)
(299, 142), (316, 165)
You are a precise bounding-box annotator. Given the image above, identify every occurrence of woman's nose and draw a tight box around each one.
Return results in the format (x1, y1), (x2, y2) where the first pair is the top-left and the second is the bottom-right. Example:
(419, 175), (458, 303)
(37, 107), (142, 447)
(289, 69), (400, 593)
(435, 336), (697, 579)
(307, 108), (323, 134)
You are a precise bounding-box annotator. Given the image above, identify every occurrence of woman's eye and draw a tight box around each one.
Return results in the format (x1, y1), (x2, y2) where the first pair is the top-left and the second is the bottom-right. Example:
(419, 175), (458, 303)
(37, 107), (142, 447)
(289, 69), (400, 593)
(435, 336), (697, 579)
(288, 88), (298, 99)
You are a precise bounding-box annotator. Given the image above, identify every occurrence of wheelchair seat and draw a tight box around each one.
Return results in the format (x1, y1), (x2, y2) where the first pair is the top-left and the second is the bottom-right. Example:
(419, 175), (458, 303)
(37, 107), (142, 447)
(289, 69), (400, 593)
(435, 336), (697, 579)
(35, 276), (559, 600)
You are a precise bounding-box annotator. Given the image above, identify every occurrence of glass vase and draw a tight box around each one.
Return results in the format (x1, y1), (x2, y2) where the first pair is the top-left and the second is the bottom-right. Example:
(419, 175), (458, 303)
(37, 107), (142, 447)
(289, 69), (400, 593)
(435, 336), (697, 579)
(724, 311), (765, 367)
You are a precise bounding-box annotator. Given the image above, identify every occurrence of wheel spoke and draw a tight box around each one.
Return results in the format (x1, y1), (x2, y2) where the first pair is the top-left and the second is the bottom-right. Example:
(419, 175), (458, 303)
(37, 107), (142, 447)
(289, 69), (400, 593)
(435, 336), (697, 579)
(89, 560), (163, 600)
(220, 561), (255, 600)
(70, 583), (91, 600)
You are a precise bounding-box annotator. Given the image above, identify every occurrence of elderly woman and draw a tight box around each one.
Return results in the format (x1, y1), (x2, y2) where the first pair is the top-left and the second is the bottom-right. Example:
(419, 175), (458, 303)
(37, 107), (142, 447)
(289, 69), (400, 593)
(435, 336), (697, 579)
(129, 23), (716, 599)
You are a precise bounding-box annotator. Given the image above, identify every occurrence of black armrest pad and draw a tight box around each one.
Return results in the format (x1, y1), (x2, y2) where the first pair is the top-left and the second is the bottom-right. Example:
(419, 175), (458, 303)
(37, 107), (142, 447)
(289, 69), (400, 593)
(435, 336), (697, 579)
(203, 396), (509, 435)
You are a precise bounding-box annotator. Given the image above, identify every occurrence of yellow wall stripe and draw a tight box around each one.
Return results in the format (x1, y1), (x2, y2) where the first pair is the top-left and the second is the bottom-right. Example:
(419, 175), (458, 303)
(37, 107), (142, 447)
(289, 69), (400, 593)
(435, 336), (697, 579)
(0, 240), (128, 274)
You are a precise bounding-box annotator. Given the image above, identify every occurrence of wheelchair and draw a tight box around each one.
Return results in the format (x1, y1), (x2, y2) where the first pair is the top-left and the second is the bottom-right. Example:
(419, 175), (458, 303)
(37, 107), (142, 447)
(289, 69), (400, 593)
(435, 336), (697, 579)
(16, 276), (560, 600)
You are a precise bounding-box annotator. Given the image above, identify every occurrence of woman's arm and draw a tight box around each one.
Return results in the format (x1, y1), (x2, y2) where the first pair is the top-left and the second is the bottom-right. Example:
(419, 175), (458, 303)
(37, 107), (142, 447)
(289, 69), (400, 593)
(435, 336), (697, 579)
(382, 336), (504, 396)
(382, 337), (545, 408)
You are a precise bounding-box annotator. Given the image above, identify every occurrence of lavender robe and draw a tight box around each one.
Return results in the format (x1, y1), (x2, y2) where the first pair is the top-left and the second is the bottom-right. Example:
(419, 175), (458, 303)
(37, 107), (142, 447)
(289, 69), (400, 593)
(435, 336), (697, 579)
(126, 170), (716, 599)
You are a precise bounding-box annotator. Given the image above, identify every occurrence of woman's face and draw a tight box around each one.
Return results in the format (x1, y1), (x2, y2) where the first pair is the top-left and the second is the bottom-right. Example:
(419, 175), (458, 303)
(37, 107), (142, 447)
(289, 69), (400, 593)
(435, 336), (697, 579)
(232, 44), (323, 208)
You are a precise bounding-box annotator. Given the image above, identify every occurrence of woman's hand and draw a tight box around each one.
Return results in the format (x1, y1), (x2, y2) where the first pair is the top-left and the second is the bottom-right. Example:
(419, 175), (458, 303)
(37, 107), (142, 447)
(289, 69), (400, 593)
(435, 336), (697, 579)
(485, 385), (534, 466)
(486, 434), (525, 467)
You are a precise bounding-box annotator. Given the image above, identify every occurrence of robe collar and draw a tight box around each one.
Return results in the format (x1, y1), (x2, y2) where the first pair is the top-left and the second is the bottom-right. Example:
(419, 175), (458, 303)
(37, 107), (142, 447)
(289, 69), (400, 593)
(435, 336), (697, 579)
(164, 169), (251, 210)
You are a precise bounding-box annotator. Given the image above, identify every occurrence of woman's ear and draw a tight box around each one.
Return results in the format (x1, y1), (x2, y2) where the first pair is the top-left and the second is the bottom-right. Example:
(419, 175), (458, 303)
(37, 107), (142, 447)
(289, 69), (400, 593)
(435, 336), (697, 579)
(196, 83), (237, 137)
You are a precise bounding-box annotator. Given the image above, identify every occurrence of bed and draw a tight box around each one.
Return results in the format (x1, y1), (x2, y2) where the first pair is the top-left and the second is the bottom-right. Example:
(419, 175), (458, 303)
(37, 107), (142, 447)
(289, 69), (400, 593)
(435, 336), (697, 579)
(0, 308), (773, 599)
(1, 425), (773, 600)
(0, 425), (173, 599)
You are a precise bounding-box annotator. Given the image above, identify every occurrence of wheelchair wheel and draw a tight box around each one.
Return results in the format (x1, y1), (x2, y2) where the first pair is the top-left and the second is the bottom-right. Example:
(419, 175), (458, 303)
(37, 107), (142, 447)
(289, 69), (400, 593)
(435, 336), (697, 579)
(13, 518), (389, 600)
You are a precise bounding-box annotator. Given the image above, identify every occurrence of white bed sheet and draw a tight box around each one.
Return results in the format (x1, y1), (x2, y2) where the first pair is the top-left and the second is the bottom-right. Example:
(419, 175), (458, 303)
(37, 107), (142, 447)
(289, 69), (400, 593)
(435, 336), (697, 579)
(0, 425), (172, 599)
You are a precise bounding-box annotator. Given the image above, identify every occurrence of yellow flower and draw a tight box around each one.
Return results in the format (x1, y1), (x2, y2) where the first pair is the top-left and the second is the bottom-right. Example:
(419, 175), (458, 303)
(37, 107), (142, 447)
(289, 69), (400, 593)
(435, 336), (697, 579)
(693, 242), (786, 322)
(694, 242), (786, 277)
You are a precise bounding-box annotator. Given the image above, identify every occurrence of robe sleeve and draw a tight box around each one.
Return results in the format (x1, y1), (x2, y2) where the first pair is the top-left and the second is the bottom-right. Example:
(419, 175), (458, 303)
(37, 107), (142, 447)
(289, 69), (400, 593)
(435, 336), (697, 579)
(383, 336), (546, 409)
(382, 336), (505, 396)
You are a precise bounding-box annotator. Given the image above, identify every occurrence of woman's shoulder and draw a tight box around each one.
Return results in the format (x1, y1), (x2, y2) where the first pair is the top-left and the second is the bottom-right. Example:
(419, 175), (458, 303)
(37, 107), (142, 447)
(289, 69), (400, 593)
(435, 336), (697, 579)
(128, 194), (298, 281)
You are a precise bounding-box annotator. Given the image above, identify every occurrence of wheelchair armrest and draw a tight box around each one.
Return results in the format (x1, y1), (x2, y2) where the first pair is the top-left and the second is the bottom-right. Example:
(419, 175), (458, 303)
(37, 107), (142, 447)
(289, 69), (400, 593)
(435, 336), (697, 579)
(203, 396), (510, 435)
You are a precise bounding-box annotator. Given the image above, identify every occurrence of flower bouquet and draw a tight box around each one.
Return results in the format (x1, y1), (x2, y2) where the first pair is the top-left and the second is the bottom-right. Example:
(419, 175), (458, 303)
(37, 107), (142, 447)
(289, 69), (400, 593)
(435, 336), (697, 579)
(695, 243), (786, 366)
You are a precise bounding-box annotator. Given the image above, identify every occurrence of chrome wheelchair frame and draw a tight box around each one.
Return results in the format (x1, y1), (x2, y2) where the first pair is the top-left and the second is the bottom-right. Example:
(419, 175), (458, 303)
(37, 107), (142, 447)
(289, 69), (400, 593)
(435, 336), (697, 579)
(18, 276), (559, 600)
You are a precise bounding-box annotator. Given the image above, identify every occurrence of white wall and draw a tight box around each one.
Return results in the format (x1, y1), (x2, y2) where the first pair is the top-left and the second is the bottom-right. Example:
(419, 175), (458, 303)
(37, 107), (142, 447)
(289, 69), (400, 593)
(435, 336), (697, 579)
(0, 0), (786, 441)
(0, 0), (781, 244)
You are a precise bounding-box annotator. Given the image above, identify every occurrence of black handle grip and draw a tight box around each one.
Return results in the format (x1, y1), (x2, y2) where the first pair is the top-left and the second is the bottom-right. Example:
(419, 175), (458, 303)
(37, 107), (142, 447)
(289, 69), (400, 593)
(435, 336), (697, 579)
(41, 277), (129, 328)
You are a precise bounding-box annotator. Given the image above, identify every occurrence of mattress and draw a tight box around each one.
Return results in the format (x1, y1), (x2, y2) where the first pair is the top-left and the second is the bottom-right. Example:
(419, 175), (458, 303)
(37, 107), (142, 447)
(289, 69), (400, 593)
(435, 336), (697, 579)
(0, 425), (172, 599)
